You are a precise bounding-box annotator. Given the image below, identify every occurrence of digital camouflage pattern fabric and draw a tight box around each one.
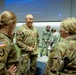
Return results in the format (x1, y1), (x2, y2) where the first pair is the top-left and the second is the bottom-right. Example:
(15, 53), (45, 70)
(16, 24), (39, 75)
(44, 35), (76, 75)
(0, 33), (18, 75)
(6, 34), (19, 75)
(40, 29), (52, 56)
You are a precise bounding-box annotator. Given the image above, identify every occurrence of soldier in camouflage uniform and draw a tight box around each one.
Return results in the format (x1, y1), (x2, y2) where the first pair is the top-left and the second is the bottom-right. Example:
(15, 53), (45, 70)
(16, 14), (39, 75)
(50, 28), (60, 48)
(40, 25), (52, 57)
(44, 18), (76, 75)
(0, 11), (18, 75)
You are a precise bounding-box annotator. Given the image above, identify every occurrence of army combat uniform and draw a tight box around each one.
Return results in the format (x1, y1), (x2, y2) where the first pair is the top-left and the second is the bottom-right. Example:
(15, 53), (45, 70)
(40, 29), (51, 56)
(0, 33), (18, 75)
(6, 34), (19, 75)
(44, 35), (76, 75)
(50, 32), (60, 48)
(16, 24), (39, 75)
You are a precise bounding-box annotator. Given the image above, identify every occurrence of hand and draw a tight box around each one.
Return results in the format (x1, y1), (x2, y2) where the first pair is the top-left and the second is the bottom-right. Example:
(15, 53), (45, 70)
(45, 40), (47, 42)
(8, 64), (17, 75)
(47, 40), (50, 43)
(45, 40), (50, 43)
(29, 47), (34, 52)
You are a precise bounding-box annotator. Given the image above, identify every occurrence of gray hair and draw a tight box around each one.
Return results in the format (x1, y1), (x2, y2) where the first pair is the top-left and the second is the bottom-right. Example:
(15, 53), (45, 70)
(26, 14), (33, 19)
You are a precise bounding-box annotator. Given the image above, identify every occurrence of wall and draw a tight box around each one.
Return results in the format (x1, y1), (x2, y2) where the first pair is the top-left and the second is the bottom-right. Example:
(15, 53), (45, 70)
(0, 0), (75, 22)
(71, 0), (76, 18)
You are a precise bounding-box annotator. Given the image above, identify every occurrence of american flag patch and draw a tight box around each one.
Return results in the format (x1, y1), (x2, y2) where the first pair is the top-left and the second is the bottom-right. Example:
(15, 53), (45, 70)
(0, 42), (6, 47)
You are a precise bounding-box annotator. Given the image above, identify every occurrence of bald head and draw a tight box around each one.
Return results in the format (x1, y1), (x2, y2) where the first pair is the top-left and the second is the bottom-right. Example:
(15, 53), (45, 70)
(25, 14), (34, 28)
(26, 14), (34, 19)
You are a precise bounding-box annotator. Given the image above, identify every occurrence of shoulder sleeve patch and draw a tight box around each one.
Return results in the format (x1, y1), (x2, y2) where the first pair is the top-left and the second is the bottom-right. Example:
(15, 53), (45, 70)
(0, 42), (6, 47)
(0, 49), (4, 56)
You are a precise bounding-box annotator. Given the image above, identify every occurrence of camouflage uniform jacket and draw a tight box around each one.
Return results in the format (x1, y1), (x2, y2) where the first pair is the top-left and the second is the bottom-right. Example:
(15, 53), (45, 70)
(0, 33), (18, 75)
(6, 34), (18, 70)
(41, 29), (51, 47)
(16, 24), (39, 54)
(45, 35), (76, 75)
